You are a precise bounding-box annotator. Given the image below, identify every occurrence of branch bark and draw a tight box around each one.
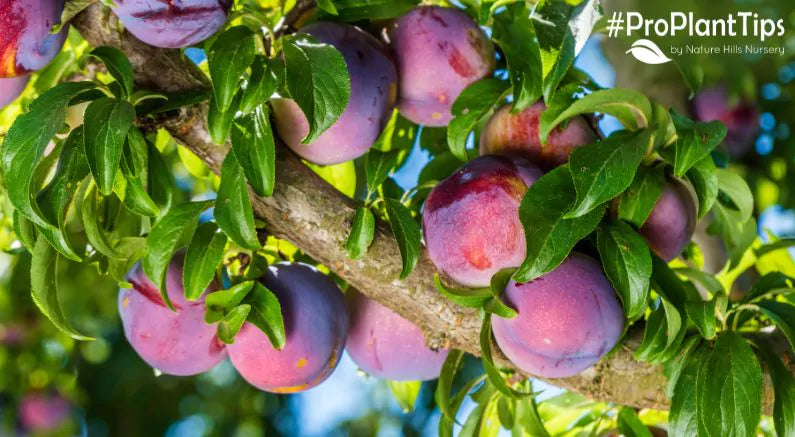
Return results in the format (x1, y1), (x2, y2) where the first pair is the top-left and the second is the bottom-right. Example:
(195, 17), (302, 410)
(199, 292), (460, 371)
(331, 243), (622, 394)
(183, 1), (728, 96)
(72, 3), (789, 412)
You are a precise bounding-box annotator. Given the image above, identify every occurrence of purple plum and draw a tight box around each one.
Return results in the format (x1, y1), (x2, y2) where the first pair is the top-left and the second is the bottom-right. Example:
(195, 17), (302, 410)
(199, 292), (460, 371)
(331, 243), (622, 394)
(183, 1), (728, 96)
(693, 86), (759, 156)
(389, 6), (495, 126)
(227, 263), (348, 393)
(492, 253), (625, 378)
(639, 177), (698, 261)
(112, 0), (231, 48)
(18, 393), (70, 432)
(271, 22), (397, 165)
(346, 292), (448, 381)
(0, 75), (29, 108)
(0, 0), (67, 77)
(422, 155), (542, 288)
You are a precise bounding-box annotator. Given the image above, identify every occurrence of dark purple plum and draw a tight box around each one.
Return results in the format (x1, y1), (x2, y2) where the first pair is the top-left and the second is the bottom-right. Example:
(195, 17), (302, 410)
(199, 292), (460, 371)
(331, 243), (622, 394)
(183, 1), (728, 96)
(693, 86), (759, 156)
(0, 0), (67, 77)
(18, 393), (70, 432)
(227, 263), (348, 393)
(112, 0), (231, 48)
(492, 253), (625, 378)
(639, 177), (698, 261)
(422, 155), (542, 288)
(0, 75), (29, 108)
(389, 6), (495, 126)
(272, 22), (397, 165)
(346, 292), (448, 381)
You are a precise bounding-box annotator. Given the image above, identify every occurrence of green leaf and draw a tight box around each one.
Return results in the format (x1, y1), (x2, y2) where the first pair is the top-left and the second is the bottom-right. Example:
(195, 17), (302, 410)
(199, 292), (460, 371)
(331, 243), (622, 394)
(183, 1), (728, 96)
(435, 349), (465, 421)
(80, 182), (122, 259)
(215, 151), (260, 250)
(540, 88), (652, 143)
(319, 0), (418, 21)
(597, 220), (651, 320)
(669, 345), (706, 437)
(316, 0), (339, 14)
(57, 0), (97, 32)
(664, 336), (702, 398)
(447, 78), (509, 160)
(345, 207), (375, 260)
(384, 198), (421, 279)
(492, 4), (542, 111)
(89, 46), (134, 98)
(696, 333), (762, 437)
(13, 211), (37, 252)
(282, 34), (351, 144)
(240, 57), (279, 114)
(514, 166), (604, 282)
(208, 93), (241, 145)
(617, 407), (652, 437)
(514, 394), (550, 437)
(634, 298), (683, 363)
(147, 142), (174, 215)
(30, 238), (93, 340)
(757, 344), (795, 437)
(387, 380), (421, 413)
(485, 268), (518, 319)
(114, 129), (159, 217)
(434, 274), (492, 308)
(744, 272), (792, 302)
(480, 314), (528, 399)
(207, 26), (256, 112)
(662, 110), (727, 177)
(365, 149), (401, 195)
(753, 301), (795, 352)
(618, 164), (666, 227)
(685, 299), (717, 340)
(716, 169), (754, 223)
(205, 281), (255, 323)
(142, 200), (212, 309)
(82, 97), (136, 195)
(183, 222), (227, 301)
(1, 81), (95, 229)
(245, 283), (285, 350)
(686, 155), (718, 219)
(231, 106), (276, 197)
(217, 304), (251, 344)
(565, 129), (651, 218)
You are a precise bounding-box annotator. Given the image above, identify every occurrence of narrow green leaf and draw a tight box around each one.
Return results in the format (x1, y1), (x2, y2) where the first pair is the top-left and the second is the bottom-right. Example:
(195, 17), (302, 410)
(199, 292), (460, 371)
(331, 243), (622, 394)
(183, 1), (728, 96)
(715, 169), (754, 223)
(662, 109), (727, 177)
(617, 407), (653, 437)
(240, 56), (279, 114)
(686, 155), (718, 219)
(492, 4), (541, 111)
(231, 105), (276, 197)
(89, 46), (134, 98)
(365, 149), (401, 195)
(597, 220), (651, 320)
(485, 268), (518, 319)
(434, 274), (492, 308)
(207, 26), (256, 112)
(684, 299), (717, 340)
(618, 164), (666, 227)
(215, 151), (260, 250)
(147, 142), (174, 216)
(82, 97), (136, 195)
(183, 222), (227, 301)
(669, 344), (706, 437)
(664, 336), (701, 398)
(514, 394), (550, 437)
(435, 349), (466, 421)
(480, 314), (529, 399)
(217, 304), (251, 344)
(384, 198), (421, 279)
(387, 380), (422, 413)
(447, 78), (510, 160)
(345, 207), (375, 260)
(245, 283), (285, 350)
(80, 182), (122, 259)
(207, 93), (241, 145)
(205, 281), (256, 323)
(316, 0), (339, 14)
(754, 301), (795, 352)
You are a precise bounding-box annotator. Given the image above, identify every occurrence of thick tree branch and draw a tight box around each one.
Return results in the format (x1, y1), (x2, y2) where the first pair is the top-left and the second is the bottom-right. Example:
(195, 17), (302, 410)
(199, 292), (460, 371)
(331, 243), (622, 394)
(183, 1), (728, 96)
(72, 4), (789, 412)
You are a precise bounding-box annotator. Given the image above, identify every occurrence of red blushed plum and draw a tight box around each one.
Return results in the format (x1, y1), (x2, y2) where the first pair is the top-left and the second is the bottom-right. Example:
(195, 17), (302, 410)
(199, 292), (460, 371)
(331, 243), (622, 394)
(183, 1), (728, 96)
(492, 253), (625, 378)
(479, 102), (597, 169)
(18, 393), (70, 432)
(227, 263), (348, 393)
(390, 6), (495, 126)
(422, 155), (542, 288)
(639, 178), (698, 261)
(272, 22), (397, 165)
(118, 256), (227, 376)
(112, 0), (231, 48)
(693, 86), (759, 156)
(0, 75), (29, 108)
(0, 0), (67, 77)
(346, 293), (448, 381)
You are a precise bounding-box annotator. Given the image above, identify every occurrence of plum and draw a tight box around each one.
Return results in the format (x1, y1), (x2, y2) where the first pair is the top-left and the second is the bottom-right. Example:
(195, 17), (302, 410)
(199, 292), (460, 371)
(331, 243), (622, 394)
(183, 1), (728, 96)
(389, 6), (495, 126)
(112, 0), (231, 48)
(18, 393), (70, 432)
(693, 86), (758, 156)
(479, 102), (597, 169)
(639, 177), (697, 261)
(422, 155), (542, 288)
(492, 253), (624, 378)
(346, 292), (448, 381)
(271, 22), (397, 165)
(0, 75), (29, 109)
(118, 254), (227, 376)
(0, 0), (67, 77)
(227, 263), (348, 393)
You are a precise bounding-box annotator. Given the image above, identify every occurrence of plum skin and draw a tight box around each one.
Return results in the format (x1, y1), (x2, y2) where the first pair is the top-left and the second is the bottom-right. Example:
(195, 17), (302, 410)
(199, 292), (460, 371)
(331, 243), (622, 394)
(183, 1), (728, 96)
(346, 292), (449, 381)
(112, 0), (231, 48)
(693, 86), (758, 156)
(0, 0), (67, 77)
(492, 253), (625, 378)
(18, 393), (70, 432)
(422, 155), (542, 288)
(118, 254), (227, 376)
(390, 6), (495, 127)
(639, 178), (698, 262)
(479, 102), (597, 169)
(227, 263), (349, 393)
(0, 75), (29, 109)
(272, 22), (397, 165)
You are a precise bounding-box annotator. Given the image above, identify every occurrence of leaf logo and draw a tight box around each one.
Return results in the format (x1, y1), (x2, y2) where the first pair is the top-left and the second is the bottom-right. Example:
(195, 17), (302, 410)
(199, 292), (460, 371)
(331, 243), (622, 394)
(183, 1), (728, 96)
(625, 39), (672, 65)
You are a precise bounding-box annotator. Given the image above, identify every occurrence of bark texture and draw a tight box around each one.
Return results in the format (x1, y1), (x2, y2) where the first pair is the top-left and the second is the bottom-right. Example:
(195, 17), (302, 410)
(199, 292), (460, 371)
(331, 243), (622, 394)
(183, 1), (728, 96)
(72, 3), (790, 412)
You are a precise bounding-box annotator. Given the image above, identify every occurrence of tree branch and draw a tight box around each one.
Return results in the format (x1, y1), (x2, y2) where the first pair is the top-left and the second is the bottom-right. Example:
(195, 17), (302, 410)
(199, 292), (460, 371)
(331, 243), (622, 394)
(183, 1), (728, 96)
(71, 4), (790, 412)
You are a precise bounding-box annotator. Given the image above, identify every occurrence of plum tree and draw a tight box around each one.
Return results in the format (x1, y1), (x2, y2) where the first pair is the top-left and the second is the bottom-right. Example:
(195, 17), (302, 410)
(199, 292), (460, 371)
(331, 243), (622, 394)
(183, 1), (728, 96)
(0, 75), (29, 109)
(346, 292), (448, 381)
(111, 0), (231, 48)
(492, 253), (625, 378)
(639, 177), (698, 261)
(479, 102), (597, 169)
(389, 6), (495, 127)
(0, 0), (67, 77)
(422, 155), (542, 287)
(18, 393), (70, 432)
(693, 86), (759, 156)
(118, 255), (227, 376)
(227, 263), (348, 393)
(271, 22), (397, 165)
